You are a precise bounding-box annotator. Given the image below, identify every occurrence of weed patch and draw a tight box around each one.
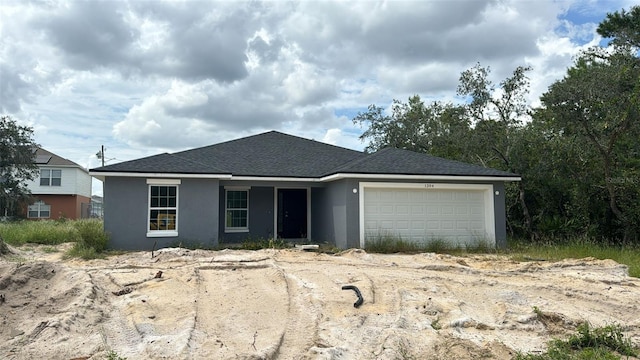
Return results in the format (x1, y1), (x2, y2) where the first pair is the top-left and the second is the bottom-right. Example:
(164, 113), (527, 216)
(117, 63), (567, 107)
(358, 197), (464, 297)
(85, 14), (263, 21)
(0, 220), (80, 245)
(0, 219), (109, 260)
(516, 322), (638, 359)
(240, 237), (289, 250)
(365, 232), (492, 255)
(508, 237), (640, 278)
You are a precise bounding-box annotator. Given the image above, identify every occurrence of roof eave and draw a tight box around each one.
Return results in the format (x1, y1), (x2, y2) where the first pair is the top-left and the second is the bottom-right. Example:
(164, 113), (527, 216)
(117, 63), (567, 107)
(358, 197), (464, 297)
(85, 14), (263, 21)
(88, 171), (232, 181)
(88, 171), (521, 183)
(320, 173), (522, 182)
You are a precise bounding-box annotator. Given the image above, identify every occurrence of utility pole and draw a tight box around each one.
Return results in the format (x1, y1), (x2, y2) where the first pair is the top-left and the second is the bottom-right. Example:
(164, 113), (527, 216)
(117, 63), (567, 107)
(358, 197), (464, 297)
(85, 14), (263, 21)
(97, 145), (105, 167)
(96, 145), (106, 218)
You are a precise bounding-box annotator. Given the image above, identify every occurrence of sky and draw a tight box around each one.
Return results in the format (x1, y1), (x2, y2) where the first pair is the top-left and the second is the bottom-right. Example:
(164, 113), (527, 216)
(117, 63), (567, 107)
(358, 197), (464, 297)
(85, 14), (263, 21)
(0, 0), (634, 196)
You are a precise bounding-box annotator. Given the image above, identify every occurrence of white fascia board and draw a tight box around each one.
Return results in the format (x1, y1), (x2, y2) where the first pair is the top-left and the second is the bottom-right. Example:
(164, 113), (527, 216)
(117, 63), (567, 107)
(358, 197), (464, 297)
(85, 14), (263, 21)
(227, 176), (321, 182)
(321, 173), (521, 182)
(88, 171), (232, 180)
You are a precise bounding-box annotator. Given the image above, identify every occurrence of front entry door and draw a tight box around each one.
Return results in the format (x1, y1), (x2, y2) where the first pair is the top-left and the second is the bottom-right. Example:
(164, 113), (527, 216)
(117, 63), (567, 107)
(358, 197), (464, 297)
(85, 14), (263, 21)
(277, 189), (307, 239)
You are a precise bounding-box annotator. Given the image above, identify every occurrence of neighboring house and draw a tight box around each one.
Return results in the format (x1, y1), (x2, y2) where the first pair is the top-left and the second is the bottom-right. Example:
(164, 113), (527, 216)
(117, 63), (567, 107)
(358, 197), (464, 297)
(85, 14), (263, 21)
(89, 131), (520, 250)
(90, 195), (104, 218)
(25, 148), (92, 220)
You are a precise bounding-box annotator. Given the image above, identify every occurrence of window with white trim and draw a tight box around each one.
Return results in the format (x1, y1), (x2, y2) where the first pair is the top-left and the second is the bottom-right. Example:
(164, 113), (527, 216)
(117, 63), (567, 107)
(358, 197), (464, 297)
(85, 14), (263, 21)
(225, 188), (249, 232)
(40, 169), (62, 186)
(28, 200), (50, 218)
(147, 180), (179, 235)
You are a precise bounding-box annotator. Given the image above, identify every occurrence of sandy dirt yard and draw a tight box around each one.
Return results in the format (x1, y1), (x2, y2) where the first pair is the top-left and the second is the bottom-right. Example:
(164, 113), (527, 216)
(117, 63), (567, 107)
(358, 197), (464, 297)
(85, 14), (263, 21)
(1, 244), (639, 360)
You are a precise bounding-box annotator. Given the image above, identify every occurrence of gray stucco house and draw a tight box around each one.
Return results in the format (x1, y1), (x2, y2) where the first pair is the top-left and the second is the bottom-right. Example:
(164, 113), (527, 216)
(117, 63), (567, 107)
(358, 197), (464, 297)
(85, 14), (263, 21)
(89, 131), (520, 250)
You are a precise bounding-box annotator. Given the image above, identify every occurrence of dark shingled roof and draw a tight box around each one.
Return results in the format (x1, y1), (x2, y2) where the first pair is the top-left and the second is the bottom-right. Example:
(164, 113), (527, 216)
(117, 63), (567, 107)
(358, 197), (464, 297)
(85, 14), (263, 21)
(90, 131), (519, 178)
(173, 131), (364, 177)
(330, 147), (516, 177)
(93, 152), (227, 174)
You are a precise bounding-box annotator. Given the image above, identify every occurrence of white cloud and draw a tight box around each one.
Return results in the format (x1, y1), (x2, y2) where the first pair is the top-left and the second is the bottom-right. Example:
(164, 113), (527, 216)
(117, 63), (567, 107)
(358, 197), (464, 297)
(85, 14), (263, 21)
(0, 0), (630, 192)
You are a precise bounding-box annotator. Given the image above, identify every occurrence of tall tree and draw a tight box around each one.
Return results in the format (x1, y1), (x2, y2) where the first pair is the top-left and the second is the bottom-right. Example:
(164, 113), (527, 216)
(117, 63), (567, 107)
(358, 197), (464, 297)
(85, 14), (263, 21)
(457, 64), (535, 237)
(0, 116), (39, 217)
(353, 95), (471, 158)
(539, 48), (640, 242)
(597, 5), (640, 49)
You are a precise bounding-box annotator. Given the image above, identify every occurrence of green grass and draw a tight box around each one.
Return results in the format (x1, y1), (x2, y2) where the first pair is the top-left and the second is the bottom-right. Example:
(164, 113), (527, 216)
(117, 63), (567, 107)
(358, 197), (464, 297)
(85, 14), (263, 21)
(0, 219), (81, 245)
(508, 238), (640, 278)
(364, 233), (640, 278)
(516, 322), (638, 359)
(240, 236), (289, 250)
(0, 219), (109, 260)
(365, 232), (494, 255)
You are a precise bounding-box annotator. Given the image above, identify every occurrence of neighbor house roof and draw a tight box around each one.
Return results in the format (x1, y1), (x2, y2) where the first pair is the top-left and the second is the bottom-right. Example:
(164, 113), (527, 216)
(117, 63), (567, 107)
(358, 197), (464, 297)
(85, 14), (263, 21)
(90, 131), (520, 180)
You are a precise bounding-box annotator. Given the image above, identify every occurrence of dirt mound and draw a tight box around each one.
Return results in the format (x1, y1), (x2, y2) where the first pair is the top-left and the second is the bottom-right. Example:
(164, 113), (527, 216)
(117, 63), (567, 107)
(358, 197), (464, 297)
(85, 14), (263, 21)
(0, 238), (13, 255)
(1, 247), (639, 359)
(0, 261), (108, 359)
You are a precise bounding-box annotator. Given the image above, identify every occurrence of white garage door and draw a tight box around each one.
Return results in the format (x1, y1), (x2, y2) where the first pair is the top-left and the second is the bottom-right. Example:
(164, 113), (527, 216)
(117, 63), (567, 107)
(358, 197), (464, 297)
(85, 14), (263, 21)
(361, 184), (494, 248)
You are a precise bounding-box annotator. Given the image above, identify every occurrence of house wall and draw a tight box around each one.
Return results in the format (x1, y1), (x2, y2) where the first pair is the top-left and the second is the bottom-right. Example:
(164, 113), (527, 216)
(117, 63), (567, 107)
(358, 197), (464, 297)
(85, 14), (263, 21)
(345, 178), (509, 249)
(104, 177), (220, 250)
(492, 181), (507, 248)
(310, 187), (329, 243)
(313, 179), (360, 249)
(218, 186), (275, 243)
(102, 176), (509, 251)
(27, 167), (92, 197)
(27, 194), (91, 220)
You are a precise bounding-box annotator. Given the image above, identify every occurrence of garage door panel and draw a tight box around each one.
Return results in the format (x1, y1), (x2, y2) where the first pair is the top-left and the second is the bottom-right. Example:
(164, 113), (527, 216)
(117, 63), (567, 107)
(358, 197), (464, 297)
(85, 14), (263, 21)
(395, 191), (409, 202)
(441, 205), (455, 215)
(364, 187), (490, 247)
(396, 205), (409, 215)
(380, 205), (394, 215)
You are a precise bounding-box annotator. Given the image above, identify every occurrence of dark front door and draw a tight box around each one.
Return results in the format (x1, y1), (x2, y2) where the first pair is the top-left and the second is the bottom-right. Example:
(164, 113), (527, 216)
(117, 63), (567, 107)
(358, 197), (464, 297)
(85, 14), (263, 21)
(277, 189), (307, 239)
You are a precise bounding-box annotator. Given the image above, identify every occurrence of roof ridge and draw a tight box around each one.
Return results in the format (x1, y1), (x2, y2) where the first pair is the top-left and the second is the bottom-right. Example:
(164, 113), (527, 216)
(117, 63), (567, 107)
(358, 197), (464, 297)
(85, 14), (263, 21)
(322, 149), (379, 175)
(176, 130), (363, 156)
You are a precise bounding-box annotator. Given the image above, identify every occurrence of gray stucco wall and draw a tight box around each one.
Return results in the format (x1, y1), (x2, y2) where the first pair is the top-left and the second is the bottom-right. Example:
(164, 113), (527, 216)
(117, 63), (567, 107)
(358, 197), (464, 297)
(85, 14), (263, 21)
(492, 181), (507, 249)
(347, 179), (510, 249)
(104, 177), (219, 250)
(218, 186), (274, 243)
(312, 179), (360, 249)
(103, 176), (510, 251)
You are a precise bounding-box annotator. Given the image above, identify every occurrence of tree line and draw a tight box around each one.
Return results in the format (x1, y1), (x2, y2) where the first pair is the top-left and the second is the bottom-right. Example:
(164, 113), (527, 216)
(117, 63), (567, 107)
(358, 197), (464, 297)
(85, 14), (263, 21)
(353, 6), (640, 243)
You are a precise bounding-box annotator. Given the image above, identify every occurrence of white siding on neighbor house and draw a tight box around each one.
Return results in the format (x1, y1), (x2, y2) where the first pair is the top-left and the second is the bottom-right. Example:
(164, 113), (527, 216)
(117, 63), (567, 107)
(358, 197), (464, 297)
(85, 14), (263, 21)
(360, 183), (495, 248)
(27, 167), (92, 197)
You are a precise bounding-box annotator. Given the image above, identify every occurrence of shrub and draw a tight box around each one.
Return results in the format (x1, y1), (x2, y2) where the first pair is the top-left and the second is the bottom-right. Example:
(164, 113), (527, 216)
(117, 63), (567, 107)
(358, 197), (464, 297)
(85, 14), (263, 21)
(67, 219), (109, 259)
(73, 219), (108, 252)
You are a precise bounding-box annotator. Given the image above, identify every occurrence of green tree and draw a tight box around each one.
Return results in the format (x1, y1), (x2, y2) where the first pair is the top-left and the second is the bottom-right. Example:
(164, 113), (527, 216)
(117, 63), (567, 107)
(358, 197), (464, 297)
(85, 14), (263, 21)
(457, 64), (535, 238)
(352, 95), (471, 159)
(538, 48), (640, 242)
(0, 116), (39, 217)
(597, 5), (640, 49)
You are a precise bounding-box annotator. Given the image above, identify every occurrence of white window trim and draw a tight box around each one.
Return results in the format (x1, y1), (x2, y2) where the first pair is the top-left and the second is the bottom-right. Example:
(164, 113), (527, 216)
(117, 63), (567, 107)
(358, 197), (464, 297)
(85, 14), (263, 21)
(40, 168), (62, 187)
(225, 187), (250, 233)
(146, 180), (180, 237)
(28, 201), (51, 219)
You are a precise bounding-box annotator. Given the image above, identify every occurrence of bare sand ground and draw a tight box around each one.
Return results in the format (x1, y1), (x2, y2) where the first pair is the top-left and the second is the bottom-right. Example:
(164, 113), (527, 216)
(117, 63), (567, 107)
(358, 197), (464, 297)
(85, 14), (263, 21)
(1, 244), (639, 360)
